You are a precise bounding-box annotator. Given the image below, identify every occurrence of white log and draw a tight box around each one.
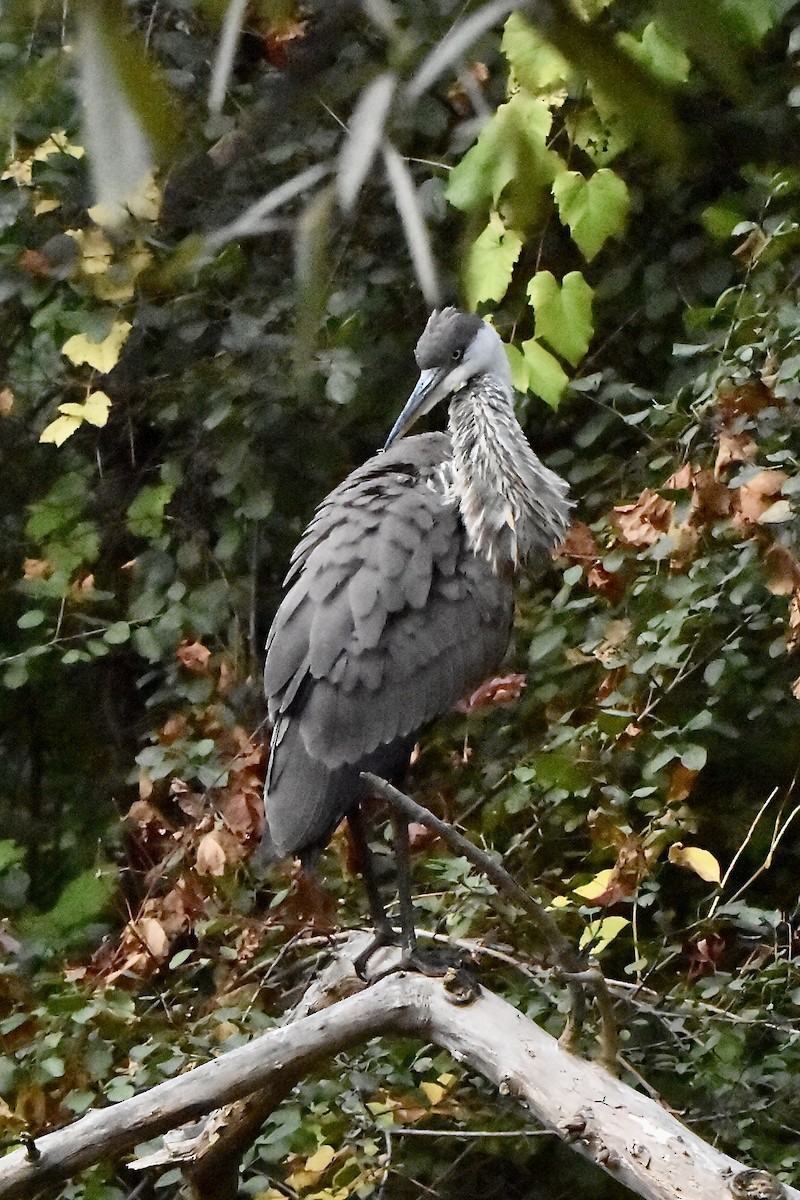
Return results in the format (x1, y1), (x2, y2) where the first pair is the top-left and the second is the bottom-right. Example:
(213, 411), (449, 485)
(0, 973), (792, 1200)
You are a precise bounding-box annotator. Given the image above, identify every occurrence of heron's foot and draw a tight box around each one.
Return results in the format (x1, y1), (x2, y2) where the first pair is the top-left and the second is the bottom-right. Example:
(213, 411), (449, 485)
(385, 940), (472, 980)
(353, 923), (400, 979)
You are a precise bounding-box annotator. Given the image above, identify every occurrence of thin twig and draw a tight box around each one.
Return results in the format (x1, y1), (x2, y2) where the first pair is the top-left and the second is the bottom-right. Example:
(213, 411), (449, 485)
(361, 772), (620, 1067)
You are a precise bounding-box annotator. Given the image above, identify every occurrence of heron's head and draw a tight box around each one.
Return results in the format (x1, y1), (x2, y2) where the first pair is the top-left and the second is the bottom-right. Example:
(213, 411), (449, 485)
(384, 308), (512, 449)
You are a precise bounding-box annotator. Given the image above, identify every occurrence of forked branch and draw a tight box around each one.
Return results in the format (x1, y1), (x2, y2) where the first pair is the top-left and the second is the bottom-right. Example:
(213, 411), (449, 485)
(0, 969), (791, 1200)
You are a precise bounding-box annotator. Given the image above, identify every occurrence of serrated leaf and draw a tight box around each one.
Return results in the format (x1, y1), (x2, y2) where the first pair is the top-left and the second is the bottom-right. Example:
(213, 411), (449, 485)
(668, 844), (721, 884)
(40, 414), (83, 446)
(504, 343), (529, 392)
(82, 391), (112, 426)
(527, 270), (594, 365)
(464, 212), (522, 308)
(617, 22), (690, 85)
(552, 168), (629, 260)
(446, 92), (555, 214)
(520, 338), (569, 408)
(502, 12), (571, 92)
(62, 322), (131, 373)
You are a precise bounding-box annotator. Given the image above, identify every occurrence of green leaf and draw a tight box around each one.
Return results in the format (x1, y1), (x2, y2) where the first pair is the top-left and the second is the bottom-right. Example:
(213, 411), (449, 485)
(463, 212), (523, 308)
(504, 343), (529, 392)
(446, 92), (557, 216)
(502, 12), (571, 92)
(127, 482), (175, 540)
(680, 744), (707, 772)
(520, 338), (569, 408)
(527, 270), (594, 366)
(616, 23), (690, 85)
(20, 867), (116, 940)
(17, 608), (46, 629)
(104, 621), (131, 645)
(0, 840), (24, 873)
(552, 168), (630, 260)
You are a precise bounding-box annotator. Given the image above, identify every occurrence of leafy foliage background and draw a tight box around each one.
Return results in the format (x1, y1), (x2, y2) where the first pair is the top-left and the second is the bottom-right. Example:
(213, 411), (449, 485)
(3, 1), (800, 1197)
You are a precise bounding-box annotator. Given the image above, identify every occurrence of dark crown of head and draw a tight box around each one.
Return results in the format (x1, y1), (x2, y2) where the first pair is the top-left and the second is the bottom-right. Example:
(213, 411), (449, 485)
(415, 307), (483, 369)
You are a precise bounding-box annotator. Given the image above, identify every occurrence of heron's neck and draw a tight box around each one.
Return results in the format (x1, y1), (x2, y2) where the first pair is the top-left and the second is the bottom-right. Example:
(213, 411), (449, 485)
(447, 376), (572, 574)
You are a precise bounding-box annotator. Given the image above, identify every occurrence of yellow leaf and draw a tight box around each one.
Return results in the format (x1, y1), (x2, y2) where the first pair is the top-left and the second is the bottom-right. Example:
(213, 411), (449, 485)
(82, 390), (112, 427)
(573, 868), (615, 901)
(33, 131), (84, 162)
(437, 1073), (456, 1087)
(304, 1145), (337, 1174)
(66, 226), (115, 275)
(88, 172), (161, 227)
(667, 844), (721, 884)
(62, 320), (131, 373)
(548, 895), (572, 909)
(579, 915), (629, 955)
(40, 414), (82, 446)
(420, 1082), (446, 1105)
(34, 195), (61, 215)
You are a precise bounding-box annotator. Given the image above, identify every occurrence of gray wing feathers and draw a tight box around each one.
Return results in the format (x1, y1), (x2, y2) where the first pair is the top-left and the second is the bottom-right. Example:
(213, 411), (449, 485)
(263, 432), (514, 855)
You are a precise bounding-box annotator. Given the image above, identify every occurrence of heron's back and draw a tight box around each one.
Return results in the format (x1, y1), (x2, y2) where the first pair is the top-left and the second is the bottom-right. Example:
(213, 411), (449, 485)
(262, 432), (514, 860)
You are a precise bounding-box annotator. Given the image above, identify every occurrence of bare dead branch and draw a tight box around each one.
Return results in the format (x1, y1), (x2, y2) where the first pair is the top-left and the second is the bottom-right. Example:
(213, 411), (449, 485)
(0, 968), (792, 1200)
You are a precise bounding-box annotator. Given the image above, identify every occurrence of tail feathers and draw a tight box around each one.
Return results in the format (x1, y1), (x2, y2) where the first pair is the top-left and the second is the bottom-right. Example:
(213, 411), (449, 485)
(262, 718), (417, 864)
(264, 717), (353, 859)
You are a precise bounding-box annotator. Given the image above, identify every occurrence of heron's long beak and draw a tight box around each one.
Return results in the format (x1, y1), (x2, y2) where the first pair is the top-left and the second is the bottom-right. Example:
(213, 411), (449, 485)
(383, 368), (446, 449)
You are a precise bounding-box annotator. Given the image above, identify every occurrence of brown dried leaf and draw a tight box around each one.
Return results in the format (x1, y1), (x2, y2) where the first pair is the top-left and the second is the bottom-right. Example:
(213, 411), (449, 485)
(196, 831), (227, 876)
(138, 916), (169, 959)
(455, 673), (526, 713)
(668, 763), (699, 803)
(175, 640), (212, 672)
(18, 248), (53, 276)
(715, 431), (757, 478)
(736, 470), (787, 524)
(717, 378), (775, 424)
(161, 714), (188, 744)
(764, 545), (800, 596)
(559, 520), (600, 562)
(684, 932), (725, 979)
(22, 557), (52, 580)
(788, 592), (800, 653)
(0, 387), (14, 416)
(614, 489), (673, 547)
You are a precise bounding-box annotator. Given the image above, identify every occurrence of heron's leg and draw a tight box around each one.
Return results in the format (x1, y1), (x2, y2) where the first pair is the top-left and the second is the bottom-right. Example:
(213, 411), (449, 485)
(392, 813), (417, 959)
(347, 806), (393, 945)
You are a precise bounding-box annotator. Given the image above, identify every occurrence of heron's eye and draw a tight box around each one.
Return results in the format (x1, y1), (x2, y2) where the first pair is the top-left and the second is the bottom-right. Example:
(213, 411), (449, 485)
(451, 349), (462, 361)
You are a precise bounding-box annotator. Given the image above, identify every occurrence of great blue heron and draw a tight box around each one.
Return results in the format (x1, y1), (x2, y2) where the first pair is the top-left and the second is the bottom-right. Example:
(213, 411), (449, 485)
(260, 308), (572, 959)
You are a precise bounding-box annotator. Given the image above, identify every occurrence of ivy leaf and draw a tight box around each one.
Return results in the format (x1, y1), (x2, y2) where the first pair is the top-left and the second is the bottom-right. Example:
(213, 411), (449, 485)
(617, 22), (689, 85)
(527, 270), (594, 365)
(446, 92), (556, 215)
(62, 321), (131, 373)
(463, 212), (523, 307)
(501, 12), (571, 92)
(520, 338), (569, 408)
(40, 391), (112, 446)
(552, 168), (630, 260)
(127, 481), (175, 540)
(40, 413), (83, 447)
(504, 343), (529, 392)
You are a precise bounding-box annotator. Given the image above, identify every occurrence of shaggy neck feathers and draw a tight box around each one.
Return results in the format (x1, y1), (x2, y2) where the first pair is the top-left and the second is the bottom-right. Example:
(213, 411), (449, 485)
(447, 375), (572, 574)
